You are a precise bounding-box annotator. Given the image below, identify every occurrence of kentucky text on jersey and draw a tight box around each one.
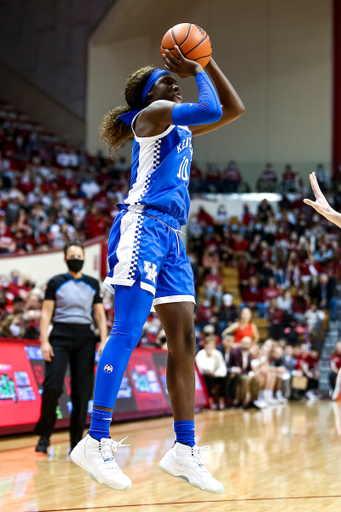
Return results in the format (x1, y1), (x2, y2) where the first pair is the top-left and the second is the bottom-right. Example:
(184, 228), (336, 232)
(177, 136), (193, 154)
(124, 119), (193, 226)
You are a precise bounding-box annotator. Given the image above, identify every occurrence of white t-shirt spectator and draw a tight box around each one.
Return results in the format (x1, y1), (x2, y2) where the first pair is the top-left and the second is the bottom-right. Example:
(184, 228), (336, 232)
(195, 348), (227, 377)
(304, 309), (326, 330)
(80, 180), (101, 199)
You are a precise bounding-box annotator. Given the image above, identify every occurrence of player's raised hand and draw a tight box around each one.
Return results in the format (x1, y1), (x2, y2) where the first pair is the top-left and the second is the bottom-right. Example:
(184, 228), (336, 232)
(162, 46), (203, 79)
(303, 172), (333, 219)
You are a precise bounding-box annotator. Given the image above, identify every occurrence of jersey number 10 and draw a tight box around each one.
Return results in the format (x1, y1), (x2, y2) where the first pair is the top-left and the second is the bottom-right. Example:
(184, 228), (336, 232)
(177, 156), (189, 181)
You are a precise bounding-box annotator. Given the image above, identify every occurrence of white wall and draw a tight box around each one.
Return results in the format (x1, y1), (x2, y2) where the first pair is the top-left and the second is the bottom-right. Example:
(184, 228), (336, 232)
(86, 0), (332, 188)
(0, 239), (103, 287)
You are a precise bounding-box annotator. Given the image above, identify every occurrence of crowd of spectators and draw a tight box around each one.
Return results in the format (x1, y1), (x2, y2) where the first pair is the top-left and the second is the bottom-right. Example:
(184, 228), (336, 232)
(0, 101), (131, 254)
(187, 194), (340, 352)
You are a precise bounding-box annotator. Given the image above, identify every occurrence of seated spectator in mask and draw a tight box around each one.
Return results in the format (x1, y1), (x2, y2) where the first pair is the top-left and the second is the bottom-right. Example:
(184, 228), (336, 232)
(229, 336), (263, 409)
(311, 273), (336, 310)
(283, 345), (297, 373)
(329, 342), (341, 393)
(204, 268), (223, 308)
(202, 247), (221, 271)
(216, 334), (242, 406)
(241, 277), (268, 317)
(267, 298), (284, 341)
(195, 338), (227, 409)
(304, 303), (326, 351)
(263, 277), (281, 303)
(0, 313), (25, 338)
(216, 293), (238, 335)
(196, 300), (217, 329)
(292, 288), (308, 324)
(277, 290), (293, 313)
(256, 163), (277, 192)
(221, 160), (242, 193)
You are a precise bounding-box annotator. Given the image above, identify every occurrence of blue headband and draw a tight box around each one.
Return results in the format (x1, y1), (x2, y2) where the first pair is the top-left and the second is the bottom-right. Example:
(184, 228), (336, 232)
(118, 68), (170, 126)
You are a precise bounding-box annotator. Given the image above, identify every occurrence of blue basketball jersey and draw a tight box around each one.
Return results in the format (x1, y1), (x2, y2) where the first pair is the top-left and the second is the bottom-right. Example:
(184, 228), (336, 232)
(123, 119), (193, 225)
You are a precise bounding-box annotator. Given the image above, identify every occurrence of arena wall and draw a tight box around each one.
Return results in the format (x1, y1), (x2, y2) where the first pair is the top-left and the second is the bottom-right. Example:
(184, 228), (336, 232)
(0, 238), (105, 288)
(86, 0), (332, 188)
(0, 61), (85, 144)
(0, 0), (116, 118)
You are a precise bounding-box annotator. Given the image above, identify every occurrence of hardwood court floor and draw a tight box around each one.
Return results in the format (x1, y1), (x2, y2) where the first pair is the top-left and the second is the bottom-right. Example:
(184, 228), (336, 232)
(2, 402), (341, 512)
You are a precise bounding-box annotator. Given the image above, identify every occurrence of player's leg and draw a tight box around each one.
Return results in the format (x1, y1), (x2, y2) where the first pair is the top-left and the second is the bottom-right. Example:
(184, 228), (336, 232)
(154, 233), (223, 493)
(155, 300), (196, 421)
(70, 281), (154, 490)
(156, 301), (223, 493)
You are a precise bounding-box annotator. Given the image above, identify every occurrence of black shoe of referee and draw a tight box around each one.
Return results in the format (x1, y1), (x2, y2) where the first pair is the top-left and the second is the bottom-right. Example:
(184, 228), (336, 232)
(35, 436), (50, 454)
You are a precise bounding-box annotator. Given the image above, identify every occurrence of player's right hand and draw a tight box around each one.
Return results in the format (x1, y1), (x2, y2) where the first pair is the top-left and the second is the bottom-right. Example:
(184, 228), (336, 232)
(41, 340), (54, 362)
(162, 46), (203, 78)
(303, 172), (333, 218)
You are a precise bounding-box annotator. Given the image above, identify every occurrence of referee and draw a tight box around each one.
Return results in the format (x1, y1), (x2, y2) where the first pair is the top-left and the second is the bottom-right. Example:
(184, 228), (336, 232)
(34, 241), (107, 453)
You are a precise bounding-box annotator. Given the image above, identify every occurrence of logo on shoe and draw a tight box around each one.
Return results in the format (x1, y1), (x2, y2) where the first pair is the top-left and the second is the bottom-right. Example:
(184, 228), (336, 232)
(104, 364), (113, 373)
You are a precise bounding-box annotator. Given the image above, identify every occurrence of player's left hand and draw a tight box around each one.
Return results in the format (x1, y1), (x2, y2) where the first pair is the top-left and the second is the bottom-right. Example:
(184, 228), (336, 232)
(162, 46), (203, 79)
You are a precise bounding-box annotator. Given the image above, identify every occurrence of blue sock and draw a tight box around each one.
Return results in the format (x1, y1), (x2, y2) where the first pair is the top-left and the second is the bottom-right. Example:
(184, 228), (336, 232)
(174, 421), (195, 447)
(89, 408), (112, 441)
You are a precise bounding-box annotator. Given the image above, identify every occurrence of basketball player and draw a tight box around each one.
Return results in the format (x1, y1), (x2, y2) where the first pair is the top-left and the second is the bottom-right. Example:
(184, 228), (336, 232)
(71, 47), (245, 493)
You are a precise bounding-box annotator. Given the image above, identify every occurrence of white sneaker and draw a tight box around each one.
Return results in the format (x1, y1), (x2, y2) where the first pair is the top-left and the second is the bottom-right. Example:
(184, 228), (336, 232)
(159, 442), (223, 494)
(253, 399), (267, 409)
(266, 397), (280, 405)
(70, 434), (132, 491)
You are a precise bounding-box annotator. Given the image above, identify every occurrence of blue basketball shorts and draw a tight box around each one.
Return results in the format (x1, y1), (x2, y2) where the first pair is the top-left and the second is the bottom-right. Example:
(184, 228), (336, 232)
(103, 206), (195, 306)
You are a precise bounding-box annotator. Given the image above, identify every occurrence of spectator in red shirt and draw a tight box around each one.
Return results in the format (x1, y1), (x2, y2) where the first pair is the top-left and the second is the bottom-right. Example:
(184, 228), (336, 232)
(240, 204), (254, 229)
(256, 163), (277, 192)
(202, 247), (221, 271)
(267, 298), (283, 340)
(204, 268), (223, 308)
(0, 212), (16, 254)
(221, 160), (242, 193)
(233, 233), (248, 255)
(85, 204), (106, 239)
(196, 300), (217, 328)
(330, 342), (341, 392)
(292, 288), (308, 324)
(281, 164), (297, 192)
(205, 163), (220, 193)
(189, 162), (202, 195)
(196, 206), (213, 227)
(302, 350), (319, 391)
(241, 276), (267, 317)
(263, 277), (280, 303)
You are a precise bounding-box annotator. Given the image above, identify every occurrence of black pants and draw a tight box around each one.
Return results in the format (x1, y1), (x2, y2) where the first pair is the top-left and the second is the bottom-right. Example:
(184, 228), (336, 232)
(330, 370), (338, 391)
(34, 323), (97, 449)
(203, 373), (240, 400)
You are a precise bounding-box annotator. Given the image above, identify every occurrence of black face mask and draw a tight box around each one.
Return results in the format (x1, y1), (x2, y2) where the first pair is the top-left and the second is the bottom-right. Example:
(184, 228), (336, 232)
(66, 259), (84, 273)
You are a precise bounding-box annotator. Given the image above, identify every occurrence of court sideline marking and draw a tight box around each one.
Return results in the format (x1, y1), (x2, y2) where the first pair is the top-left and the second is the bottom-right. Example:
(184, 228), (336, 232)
(28, 494), (341, 512)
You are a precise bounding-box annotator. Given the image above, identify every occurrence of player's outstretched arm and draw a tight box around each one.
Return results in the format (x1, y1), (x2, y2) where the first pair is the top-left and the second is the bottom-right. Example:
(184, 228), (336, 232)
(304, 172), (341, 227)
(190, 58), (245, 137)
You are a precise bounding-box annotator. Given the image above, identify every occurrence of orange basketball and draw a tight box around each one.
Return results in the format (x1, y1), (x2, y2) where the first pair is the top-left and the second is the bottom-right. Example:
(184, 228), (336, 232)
(161, 23), (212, 68)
